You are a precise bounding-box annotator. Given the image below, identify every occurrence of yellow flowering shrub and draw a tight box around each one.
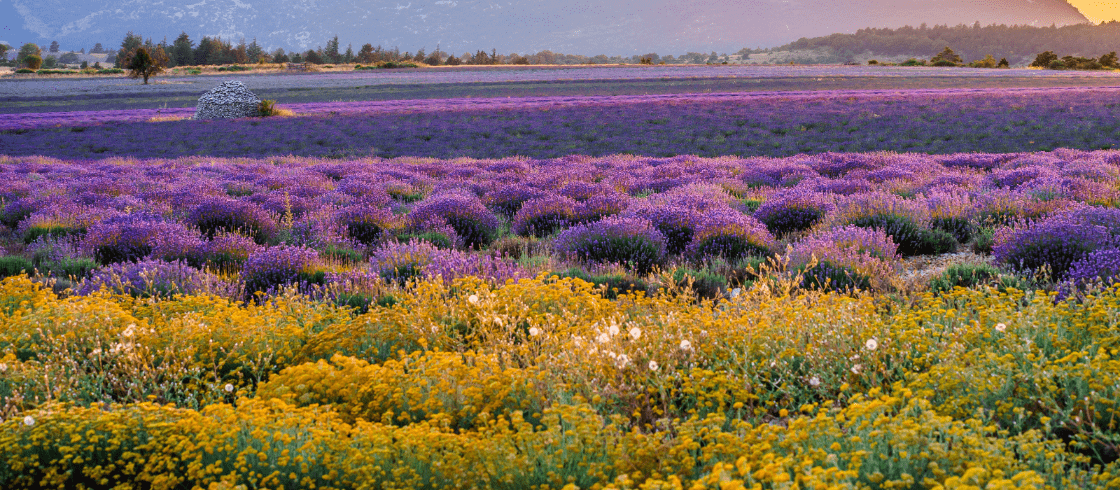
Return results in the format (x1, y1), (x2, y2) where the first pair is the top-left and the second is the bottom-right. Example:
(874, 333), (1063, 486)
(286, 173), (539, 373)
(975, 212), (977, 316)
(257, 351), (549, 428)
(4, 274), (1120, 487)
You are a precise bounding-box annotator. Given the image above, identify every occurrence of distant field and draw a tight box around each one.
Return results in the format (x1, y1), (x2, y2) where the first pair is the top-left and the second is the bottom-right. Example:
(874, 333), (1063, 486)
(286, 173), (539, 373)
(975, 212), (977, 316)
(2, 64), (1120, 113)
(3, 85), (1118, 159)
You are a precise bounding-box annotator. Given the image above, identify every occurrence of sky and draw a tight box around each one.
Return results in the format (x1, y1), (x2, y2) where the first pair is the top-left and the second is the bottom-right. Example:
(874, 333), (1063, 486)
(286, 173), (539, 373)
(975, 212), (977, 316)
(1068, 0), (1120, 22)
(0, 0), (1113, 55)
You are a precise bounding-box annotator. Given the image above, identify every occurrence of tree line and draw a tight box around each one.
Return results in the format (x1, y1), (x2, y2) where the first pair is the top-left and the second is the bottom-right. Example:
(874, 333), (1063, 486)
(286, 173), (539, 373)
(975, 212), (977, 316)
(751, 21), (1120, 64)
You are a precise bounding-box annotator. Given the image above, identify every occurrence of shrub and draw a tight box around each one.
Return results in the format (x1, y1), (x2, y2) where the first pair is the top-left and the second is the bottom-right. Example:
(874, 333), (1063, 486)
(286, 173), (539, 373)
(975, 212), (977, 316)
(15, 68), (35, 74)
(670, 267), (728, 301)
(336, 205), (397, 245)
(370, 240), (439, 284)
(925, 192), (977, 243)
(194, 232), (261, 270)
(511, 195), (577, 236)
(257, 352), (545, 429)
(685, 209), (775, 262)
(82, 215), (202, 265)
(241, 245), (320, 297)
(753, 190), (834, 235)
(77, 259), (235, 299)
(188, 197), (279, 244)
(409, 193), (499, 249)
(927, 263), (1002, 293)
(624, 204), (702, 255)
(553, 268), (651, 299)
(0, 256), (34, 278)
(1066, 247), (1120, 290)
(993, 208), (1119, 279)
(553, 216), (667, 273)
(575, 193), (630, 223)
(40, 257), (98, 279)
(484, 184), (545, 217)
(789, 225), (899, 291)
(832, 192), (951, 256)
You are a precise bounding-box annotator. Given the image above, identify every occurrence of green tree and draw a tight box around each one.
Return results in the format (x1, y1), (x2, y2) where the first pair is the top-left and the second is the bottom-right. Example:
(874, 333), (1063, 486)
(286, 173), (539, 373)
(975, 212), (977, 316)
(59, 52), (79, 64)
(324, 35), (340, 63)
(357, 43), (375, 63)
(17, 43), (42, 68)
(91, 42), (104, 53)
(172, 32), (194, 67)
(116, 31), (143, 68)
(247, 38), (263, 63)
(126, 46), (166, 84)
(0, 43), (10, 63)
(23, 54), (42, 70)
(42, 55), (58, 68)
(304, 49), (323, 64)
(930, 46), (962, 66)
(49, 40), (59, 53)
(1031, 51), (1058, 68)
(998, 58), (1010, 68)
(271, 48), (289, 63)
(1099, 51), (1118, 68)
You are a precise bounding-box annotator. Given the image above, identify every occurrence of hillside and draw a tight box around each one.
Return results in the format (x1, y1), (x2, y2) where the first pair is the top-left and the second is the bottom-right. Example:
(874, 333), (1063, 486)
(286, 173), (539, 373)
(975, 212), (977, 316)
(6, 0), (1089, 56)
(748, 21), (1120, 65)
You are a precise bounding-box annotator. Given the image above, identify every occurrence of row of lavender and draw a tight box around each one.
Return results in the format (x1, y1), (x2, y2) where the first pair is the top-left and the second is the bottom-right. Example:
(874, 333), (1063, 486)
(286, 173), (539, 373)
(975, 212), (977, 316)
(1, 149), (1119, 299)
(3, 87), (1119, 159)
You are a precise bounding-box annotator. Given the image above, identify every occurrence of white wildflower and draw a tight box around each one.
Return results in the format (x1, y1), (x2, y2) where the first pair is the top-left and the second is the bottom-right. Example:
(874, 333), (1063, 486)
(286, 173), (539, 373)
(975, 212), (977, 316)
(597, 332), (611, 344)
(617, 354), (630, 368)
(22, 415), (34, 427)
(629, 327), (642, 341)
(224, 383), (235, 393)
(680, 339), (692, 351)
(865, 338), (878, 351)
(809, 376), (821, 388)
(529, 327), (541, 337)
(851, 364), (862, 375)
(649, 360), (660, 371)
(468, 294), (479, 304)
(995, 323), (1007, 332)
(0, 363), (7, 372)
(121, 324), (136, 338)
(730, 288), (742, 299)
(608, 323), (620, 337)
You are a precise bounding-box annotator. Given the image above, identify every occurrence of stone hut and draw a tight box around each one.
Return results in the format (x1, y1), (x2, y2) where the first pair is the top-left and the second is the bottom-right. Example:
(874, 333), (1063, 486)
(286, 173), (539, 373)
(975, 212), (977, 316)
(194, 81), (261, 120)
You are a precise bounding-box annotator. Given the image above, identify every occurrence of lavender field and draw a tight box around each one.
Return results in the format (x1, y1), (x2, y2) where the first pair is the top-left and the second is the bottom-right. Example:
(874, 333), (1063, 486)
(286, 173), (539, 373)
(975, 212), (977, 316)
(4, 66), (1120, 488)
(3, 86), (1120, 159)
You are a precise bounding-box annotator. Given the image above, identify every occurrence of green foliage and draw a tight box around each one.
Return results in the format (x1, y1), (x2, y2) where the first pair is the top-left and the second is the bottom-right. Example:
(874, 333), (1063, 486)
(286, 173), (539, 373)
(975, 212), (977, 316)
(217, 65), (250, 72)
(553, 268), (651, 299)
(22, 54), (42, 70)
(39, 257), (99, 279)
(0, 256), (34, 278)
(928, 263), (1001, 293)
(15, 69), (34, 74)
(930, 46), (962, 66)
(848, 214), (955, 256)
(257, 99), (279, 117)
(321, 244), (364, 264)
(34, 69), (78, 75)
(900, 58), (926, 66)
(969, 54), (998, 68)
(125, 46), (165, 84)
(671, 267), (728, 301)
(1031, 50), (1058, 68)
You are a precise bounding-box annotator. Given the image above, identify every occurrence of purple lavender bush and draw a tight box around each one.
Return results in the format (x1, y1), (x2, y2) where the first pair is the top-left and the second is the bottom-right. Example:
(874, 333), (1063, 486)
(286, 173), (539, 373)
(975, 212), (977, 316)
(789, 226), (900, 292)
(753, 190), (835, 236)
(408, 192), (499, 249)
(370, 239), (439, 283)
(241, 245), (321, 298)
(511, 195), (578, 237)
(77, 259), (237, 299)
(484, 184), (545, 217)
(992, 212), (1113, 280)
(187, 197), (280, 245)
(829, 192), (953, 256)
(623, 204), (702, 255)
(195, 232), (261, 270)
(686, 209), (776, 262)
(335, 205), (398, 245)
(1066, 247), (1120, 290)
(553, 216), (667, 273)
(81, 215), (203, 265)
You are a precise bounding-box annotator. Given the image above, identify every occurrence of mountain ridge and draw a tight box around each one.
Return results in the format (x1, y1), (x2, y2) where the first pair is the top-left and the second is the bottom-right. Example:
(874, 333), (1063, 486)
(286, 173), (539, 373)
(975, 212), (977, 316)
(5, 0), (1089, 55)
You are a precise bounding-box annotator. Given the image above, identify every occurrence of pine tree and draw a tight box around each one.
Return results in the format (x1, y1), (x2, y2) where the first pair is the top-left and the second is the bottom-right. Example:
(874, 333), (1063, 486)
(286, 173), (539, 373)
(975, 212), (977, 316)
(324, 35), (340, 63)
(126, 46), (166, 84)
(172, 32), (194, 67)
(343, 43), (354, 63)
(247, 38), (263, 63)
(116, 32), (143, 68)
(49, 41), (59, 53)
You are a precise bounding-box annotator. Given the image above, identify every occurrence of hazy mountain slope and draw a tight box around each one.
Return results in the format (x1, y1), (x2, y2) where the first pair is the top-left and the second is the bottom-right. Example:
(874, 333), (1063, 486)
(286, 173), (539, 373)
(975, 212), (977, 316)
(8, 0), (1089, 55)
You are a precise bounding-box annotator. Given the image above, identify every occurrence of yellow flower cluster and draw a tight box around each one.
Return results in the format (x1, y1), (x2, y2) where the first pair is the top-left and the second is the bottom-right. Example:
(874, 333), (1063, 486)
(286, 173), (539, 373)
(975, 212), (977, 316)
(3, 273), (1120, 488)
